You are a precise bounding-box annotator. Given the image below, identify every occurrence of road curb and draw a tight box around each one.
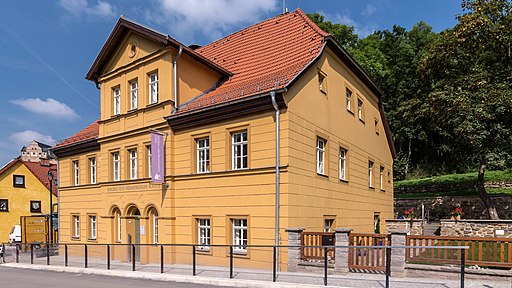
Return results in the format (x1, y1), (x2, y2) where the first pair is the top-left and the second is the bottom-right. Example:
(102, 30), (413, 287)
(1, 263), (347, 288)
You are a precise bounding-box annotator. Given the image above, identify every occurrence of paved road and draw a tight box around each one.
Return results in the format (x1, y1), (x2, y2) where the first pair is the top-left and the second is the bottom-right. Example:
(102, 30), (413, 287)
(0, 267), (223, 288)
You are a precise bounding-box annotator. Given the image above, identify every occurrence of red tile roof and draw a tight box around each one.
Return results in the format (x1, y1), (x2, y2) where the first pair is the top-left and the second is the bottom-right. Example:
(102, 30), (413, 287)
(0, 158), (58, 196)
(179, 9), (327, 113)
(53, 120), (99, 149)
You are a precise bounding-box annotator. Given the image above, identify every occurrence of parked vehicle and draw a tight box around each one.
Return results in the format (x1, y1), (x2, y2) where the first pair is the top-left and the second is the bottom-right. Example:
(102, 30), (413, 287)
(8, 225), (21, 243)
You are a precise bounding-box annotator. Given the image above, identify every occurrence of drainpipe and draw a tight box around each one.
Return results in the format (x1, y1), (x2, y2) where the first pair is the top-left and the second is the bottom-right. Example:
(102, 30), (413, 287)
(173, 46), (184, 110)
(270, 90), (280, 261)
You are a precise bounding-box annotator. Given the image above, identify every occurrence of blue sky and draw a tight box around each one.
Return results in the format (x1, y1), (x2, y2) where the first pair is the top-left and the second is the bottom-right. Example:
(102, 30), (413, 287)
(0, 0), (462, 167)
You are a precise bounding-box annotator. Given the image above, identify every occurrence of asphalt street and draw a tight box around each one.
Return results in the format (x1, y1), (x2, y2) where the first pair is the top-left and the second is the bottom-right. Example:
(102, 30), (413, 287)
(0, 267), (224, 288)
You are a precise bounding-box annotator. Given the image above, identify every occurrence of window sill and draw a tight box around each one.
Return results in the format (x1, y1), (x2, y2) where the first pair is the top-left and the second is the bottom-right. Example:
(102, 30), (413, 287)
(369, 186), (375, 190)
(232, 250), (248, 257)
(111, 114), (121, 119)
(359, 118), (365, 124)
(196, 247), (211, 253)
(347, 109), (354, 115)
(71, 237), (80, 241)
(320, 89), (327, 95)
(380, 189), (386, 192)
(339, 179), (349, 184)
(146, 102), (159, 108)
(87, 238), (97, 242)
(316, 173), (329, 179)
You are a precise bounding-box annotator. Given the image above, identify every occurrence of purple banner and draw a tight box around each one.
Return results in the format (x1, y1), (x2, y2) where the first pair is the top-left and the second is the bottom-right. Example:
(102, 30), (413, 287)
(151, 132), (164, 183)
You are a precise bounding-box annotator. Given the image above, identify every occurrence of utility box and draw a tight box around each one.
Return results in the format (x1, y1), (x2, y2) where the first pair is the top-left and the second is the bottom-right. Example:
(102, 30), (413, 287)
(21, 215), (49, 243)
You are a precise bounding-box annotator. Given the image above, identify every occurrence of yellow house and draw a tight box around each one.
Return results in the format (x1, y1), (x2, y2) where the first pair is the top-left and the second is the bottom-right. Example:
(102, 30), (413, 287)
(53, 9), (395, 269)
(0, 158), (58, 243)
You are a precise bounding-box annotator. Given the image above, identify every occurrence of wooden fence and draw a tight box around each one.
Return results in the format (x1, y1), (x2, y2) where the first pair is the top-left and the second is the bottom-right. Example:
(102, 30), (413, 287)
(348, 233), (390, 272)
(300, 232), (335, 261)
(406, 235), (512, 268)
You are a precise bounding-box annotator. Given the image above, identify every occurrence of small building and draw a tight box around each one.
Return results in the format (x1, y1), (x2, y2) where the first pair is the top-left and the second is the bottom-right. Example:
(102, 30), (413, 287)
(21, 140), (57, 164)
(0, 156), (57, 243)
(53, 9), (395, 269)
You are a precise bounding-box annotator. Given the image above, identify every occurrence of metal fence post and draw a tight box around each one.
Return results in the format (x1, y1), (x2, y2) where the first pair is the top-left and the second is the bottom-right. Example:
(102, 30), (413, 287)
(385, 247), (391, 288)
(132, 244), (135, 271)
(192, 245), (196, 276)
(107, 244), (111, 270)
(460, 248), (465, 288)
(272, 246), (277, 282)
(30, 244), (34, 264)
(46, 243), (50, 265)
(16, 244), (19, 263)
(229, 246), (234, 279)
(160, 245), (164, 274)
(2, 243), (5, 263)
(84, 244), (88, 268)
(323, 247), (328, 286)
(65, 244), (68, 267)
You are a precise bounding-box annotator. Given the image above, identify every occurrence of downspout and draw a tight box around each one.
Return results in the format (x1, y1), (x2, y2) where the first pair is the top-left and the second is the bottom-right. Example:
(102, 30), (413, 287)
(270, 90), (280, 262)
(173, 46), (184, 110)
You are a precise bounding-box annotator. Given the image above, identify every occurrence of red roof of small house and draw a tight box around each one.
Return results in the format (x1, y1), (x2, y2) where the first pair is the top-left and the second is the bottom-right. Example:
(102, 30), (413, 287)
(0, 158), (58, 196)
(53, 120), (99, 149)
(178, 9), (328, 113)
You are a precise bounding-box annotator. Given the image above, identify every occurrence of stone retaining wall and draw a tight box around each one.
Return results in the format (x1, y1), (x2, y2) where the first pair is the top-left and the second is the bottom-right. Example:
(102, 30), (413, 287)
(395, 195), (512, 220)
(386, 219), (424, 235)
(440, 219), (512, 238)
(394, 180), (512, 195)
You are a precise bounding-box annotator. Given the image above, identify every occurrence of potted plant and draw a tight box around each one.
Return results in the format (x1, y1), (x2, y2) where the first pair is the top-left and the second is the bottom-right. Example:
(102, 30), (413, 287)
(403, 207), (416, 220)
(450, 207), (464, 220)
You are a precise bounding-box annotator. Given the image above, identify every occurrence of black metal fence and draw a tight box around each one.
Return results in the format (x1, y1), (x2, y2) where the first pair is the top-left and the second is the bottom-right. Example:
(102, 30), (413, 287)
(1, 243), (468, 288)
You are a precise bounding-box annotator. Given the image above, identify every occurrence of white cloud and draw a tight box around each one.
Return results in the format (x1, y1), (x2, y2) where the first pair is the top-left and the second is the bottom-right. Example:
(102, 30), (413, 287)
(10, 98), (79, 120)
(59, 0), (115, 18)
(10, 131), (57, 147)
(148, 0), (277, 43)
(362, 4), (377, 17)
(319, 10), (378, 38)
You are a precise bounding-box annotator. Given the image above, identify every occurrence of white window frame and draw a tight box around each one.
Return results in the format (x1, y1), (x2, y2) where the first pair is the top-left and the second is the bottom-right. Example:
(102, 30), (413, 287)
(90, 158), (96, 184)
(113, 152), (120, 181)
(113, 87), (120, 115)
(339, 148), (346, 181)
(346, 88), (352, 111)
(316, 138), (325, 175)
(73, 160), (79, 186)
(73, 215), (80, 238)
(149, 72), (158, 104)
(197, 218), (211, 250)
(115, 210), (121, 242)
(324, 219), (334, 232)
(232, 218), (248, 253)
(197, 137), (210, 173)
(152, 210), (159, 244)
(130, 80), (138, 110)
(89, 215), (97, 240)
(231, 131), (248, 170)
(380, 166), (385, 190)
(358, 99), (363, 120)
(129, 149), (137, 180)
(369, 161), (374, 188)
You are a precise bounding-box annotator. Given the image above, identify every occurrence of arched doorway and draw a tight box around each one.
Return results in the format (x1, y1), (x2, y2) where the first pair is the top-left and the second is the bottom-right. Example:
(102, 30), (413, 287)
(126, 205), (141, 261)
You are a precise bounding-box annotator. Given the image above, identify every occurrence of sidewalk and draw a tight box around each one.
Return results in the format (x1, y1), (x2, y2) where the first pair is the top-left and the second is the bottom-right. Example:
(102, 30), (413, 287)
(1, 252), (511, 288)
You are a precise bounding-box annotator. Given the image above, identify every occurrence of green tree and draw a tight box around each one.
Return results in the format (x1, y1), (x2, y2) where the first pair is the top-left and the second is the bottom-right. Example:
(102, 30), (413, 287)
(307, 13), (358, 47)
(421, 0), (512, 219)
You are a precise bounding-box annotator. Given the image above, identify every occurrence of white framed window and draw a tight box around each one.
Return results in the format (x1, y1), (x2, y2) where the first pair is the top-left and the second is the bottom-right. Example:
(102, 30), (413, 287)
(149, 72), (158, 104)
(113, 87), (120, 115)
(130, 80), (138, 110)
(197, 138), (210, 173)
(316, 138), (325, 175)
(114, 209), (121, 242)
(147, 145), (152, 177)
(339, 148), (346, 180)
(357, 99), (363, 120)
(73, 160), (79, 186)
(89, 215), (97, 240)
(129, 149), (137, 180)
(324, 218), (334, 232)
(151, 210), (159, 244)
(232, 131), (248, 170)
(72, 215), (80, 238)
(89, 158), (96, 184)
(318, 71), (327, 94)
(380, 166), (385, 190)
(232, 218), (248, 253)
(369, 161), (374, 188)
(197, 218), (211, 250)
(346, 88), (352, 111)
(112, 152), (120, 181)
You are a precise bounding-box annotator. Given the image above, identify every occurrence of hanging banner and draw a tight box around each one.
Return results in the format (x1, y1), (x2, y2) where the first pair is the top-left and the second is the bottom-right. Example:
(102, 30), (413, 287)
(151, 132), (164, 183)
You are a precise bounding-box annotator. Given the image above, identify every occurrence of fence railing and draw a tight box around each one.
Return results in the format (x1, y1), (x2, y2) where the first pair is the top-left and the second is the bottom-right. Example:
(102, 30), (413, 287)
(349, 233), (390, 272)
(1, 242), (469, 288)
(301, 232), (335, 261)
(406, 235), (512, 268)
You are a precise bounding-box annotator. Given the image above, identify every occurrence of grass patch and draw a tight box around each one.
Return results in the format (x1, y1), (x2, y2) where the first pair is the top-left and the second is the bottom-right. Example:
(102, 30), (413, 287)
(395, 188), (512, 199)
(395, 169), (512, 188)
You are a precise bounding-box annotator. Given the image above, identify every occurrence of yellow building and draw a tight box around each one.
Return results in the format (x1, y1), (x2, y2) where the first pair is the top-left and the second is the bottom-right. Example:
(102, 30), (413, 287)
(53, 9), (395, 269)
(0, 158), (58, 243)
